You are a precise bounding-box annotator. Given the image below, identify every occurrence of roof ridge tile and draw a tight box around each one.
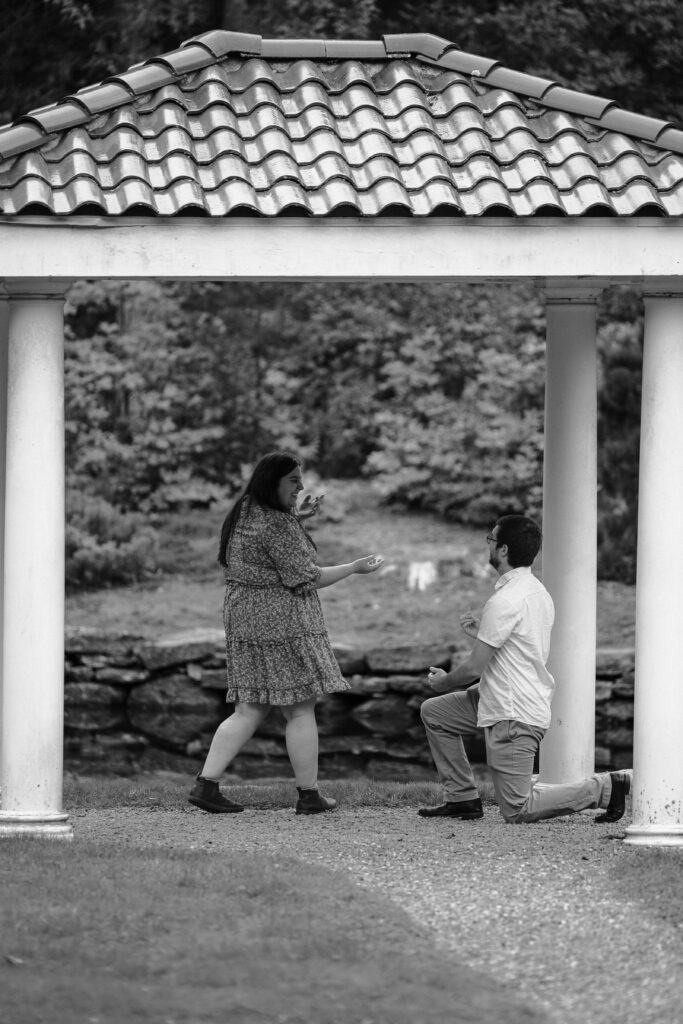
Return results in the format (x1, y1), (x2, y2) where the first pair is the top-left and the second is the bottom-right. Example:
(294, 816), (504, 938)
(435, 49), (501, 78)
(110, 64), (174, 95)
(540, 85), (615, 121)
(185, 30), (262, 58)
(18, 102), (93, 136)
(324, 41), (386, 60)
(60, 82), (134, 117)
(382, 34), (451, 61)
(478, 66), (556, 100)
(656, 128), (683, 153)
(591, 108), (672, 144)
(0, 123), (48, 160)
(150, 45), (216, 77)
(261, 40), (327, 59)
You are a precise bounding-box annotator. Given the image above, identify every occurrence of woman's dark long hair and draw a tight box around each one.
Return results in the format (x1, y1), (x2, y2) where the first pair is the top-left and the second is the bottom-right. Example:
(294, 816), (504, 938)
(217, 451), (301, 567)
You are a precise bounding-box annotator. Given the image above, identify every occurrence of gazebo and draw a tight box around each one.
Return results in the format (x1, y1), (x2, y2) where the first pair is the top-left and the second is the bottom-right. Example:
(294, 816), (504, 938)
(0, 30), (682, 844)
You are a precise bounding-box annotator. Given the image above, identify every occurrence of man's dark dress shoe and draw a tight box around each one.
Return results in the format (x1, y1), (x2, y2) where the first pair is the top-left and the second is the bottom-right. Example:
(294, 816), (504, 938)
(595, 771), (631, 823)
(418, 798), (483, 819)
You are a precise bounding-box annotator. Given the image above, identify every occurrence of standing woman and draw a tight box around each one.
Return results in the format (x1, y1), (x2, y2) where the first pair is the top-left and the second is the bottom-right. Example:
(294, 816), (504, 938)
(189, 451), (384, 815)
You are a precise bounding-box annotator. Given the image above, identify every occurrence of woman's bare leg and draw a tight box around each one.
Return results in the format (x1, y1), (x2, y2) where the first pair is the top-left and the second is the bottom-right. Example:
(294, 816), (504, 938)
(200, 701), (270, 780)
(281, 698), (319, 789)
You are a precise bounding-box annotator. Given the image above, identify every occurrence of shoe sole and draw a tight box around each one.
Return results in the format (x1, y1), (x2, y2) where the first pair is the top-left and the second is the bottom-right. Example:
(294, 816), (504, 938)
(188, 797), (244, 813)
(295, 805), (336, 815)
(595, 809), (625, 823)
(418, 811), (484, 819)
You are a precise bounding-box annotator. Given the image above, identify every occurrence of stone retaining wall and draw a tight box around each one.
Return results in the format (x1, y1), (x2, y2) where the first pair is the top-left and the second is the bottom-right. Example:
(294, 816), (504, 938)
(64, 628), (635, 779)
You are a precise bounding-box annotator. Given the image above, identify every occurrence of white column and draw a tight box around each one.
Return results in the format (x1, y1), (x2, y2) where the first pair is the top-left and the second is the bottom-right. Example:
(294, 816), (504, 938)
(0, 284), (71, 838)
(540, 290), (599, 783)
(0, 295), (7, 772)
(625, 294), (683, 847)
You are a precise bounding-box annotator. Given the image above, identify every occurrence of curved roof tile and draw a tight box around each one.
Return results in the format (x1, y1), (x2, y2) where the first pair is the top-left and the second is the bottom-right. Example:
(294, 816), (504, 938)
(1, 30), (682, 216)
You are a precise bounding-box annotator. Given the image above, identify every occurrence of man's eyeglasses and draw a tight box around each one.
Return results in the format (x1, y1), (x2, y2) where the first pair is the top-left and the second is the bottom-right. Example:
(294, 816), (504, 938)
(486, 534), (498, 545)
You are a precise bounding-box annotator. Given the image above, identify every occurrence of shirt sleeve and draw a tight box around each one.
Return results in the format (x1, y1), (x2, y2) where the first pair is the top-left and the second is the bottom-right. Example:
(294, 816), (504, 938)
(260, 513), (321, 591)
(477, 592), (521, 649)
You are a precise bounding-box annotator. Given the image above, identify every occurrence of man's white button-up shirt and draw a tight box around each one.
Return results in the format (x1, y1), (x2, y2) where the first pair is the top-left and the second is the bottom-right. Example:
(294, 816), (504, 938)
(476, 566), (555, 729)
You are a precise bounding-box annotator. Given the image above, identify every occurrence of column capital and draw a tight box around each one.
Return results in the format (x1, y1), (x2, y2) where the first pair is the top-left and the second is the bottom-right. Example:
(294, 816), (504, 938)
(1, 279), (72, 302)
(639, 275), (683, 298)
(544, 285), (602, 307)
(642, 290), (683, 302)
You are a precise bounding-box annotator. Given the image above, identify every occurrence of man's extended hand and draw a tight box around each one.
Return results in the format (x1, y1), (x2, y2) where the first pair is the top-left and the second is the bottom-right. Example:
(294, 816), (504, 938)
(427, 666), (448, 692)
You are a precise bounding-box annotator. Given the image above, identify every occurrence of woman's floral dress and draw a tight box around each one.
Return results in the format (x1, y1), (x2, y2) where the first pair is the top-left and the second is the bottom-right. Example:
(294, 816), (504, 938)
(222, 500), (349, 704)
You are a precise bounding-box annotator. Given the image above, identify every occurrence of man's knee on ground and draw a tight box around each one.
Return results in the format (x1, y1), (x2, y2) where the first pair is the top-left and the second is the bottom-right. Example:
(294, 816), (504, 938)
(499, 800), (531, 824)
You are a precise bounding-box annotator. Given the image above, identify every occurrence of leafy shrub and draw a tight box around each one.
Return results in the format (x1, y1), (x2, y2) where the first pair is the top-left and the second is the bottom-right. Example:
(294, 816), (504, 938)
(596, 292), (643, 583)
(66, 494), (158, 591)
(367, 289), (546, 525)
(63, 279), (644, 586)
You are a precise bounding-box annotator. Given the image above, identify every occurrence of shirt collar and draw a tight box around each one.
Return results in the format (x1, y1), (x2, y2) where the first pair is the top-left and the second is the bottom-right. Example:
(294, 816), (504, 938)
(494, 565), (532, 591)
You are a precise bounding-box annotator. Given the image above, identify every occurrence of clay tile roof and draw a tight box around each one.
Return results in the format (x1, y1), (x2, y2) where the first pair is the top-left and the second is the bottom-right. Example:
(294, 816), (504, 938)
(1, 30), (682, 217)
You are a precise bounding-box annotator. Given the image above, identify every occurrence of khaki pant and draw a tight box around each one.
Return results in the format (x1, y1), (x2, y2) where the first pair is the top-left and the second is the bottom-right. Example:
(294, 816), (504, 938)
(420, 684), (615, 823)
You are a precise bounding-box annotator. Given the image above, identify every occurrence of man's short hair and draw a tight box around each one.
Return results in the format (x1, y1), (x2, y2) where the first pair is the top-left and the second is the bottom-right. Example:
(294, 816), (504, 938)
(495, 515), (542, 568)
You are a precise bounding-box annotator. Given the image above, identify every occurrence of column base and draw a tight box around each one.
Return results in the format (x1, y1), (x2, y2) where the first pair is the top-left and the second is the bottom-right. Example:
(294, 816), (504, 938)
(0, 811), (73, 839)
(624, 824), (683, 847)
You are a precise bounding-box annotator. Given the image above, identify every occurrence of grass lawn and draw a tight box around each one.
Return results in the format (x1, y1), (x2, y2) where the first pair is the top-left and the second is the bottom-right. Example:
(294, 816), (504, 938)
(2, 779), (537, 1024)
(61, 773), (496, 811)
(3, 777), (682, 1024)
(65, 481), (636, 647)
(5, 841), (524, 1024)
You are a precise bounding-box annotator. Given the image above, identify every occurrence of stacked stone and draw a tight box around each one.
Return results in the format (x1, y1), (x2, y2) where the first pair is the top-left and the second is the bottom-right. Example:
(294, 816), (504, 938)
(594, 648), (635, 770)
(64, 627), (636, 778)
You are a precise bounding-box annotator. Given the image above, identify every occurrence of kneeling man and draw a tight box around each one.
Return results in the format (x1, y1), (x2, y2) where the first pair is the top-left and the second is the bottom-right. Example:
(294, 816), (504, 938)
(419, 514), (631, 824)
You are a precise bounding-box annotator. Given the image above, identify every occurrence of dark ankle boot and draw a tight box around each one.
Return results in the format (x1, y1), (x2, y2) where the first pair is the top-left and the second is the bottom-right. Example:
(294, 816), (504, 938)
(188, 775), (244, 814)
(295, 787), (336, 815)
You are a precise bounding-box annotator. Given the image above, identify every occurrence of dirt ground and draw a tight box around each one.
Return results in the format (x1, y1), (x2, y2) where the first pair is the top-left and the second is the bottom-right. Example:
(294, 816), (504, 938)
(66, 480), (635, 648)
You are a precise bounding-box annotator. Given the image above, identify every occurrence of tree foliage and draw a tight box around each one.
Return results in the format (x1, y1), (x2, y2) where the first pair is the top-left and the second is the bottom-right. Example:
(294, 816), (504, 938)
(63, 276), (644, 588)
(367, 286), (546, 524)
(377, 0), (683, 122)
(3, 0), (683, 122)
(595, 288), (643, 583)
(0, 0), (377, 122)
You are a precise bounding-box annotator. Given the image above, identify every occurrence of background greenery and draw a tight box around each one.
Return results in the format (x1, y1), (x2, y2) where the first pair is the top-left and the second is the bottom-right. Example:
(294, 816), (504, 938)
(60, 280), (643, 590)
(3, 0), (666, 589)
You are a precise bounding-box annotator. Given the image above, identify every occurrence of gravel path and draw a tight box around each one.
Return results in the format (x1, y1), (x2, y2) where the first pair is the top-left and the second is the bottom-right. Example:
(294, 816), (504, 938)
(73, 804), (683, 1024)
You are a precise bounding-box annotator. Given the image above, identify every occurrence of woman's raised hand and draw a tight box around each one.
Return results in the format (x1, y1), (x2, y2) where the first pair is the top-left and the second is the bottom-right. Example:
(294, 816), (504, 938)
(297, 493), (325, 519)
(354, 554), (385, 574)
(459, 611), (479, 638)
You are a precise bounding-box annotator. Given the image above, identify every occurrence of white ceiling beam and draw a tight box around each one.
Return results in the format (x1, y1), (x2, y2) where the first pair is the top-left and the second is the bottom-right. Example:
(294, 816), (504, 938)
(1, 216), (682, 284)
